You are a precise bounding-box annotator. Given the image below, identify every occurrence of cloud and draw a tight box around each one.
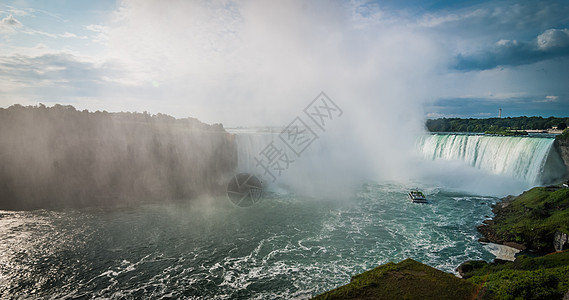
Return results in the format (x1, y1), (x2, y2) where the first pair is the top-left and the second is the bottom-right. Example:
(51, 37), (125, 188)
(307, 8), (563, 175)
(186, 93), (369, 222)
(5, 6), (34, 17)
(0, 14), (22, 34)
(537, 95), (559, 103)
(0, 50), (143, 104)
(85, 24), (109, 44)
(537, 28), (569, 50)
(0, 11), (83, 39)
(419, 8), (486, 28)
(58, 32), (87, 39)
(453, 28), (569, 70)
(1, 14), (20, 26)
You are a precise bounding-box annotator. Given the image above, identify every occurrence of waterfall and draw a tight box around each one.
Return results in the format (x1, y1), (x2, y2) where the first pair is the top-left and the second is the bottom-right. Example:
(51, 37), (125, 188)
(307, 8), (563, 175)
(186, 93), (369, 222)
(229, 128), (358, 197)
(231, 130), (565, 190)
(417, 134), (563, 184)
(234, 131), (279, 174)
(232, 129), (332, 174)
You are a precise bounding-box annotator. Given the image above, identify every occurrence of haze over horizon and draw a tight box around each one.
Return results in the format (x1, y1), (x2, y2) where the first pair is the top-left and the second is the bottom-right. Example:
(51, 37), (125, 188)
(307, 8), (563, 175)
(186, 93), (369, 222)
(1, 0), (568, 127)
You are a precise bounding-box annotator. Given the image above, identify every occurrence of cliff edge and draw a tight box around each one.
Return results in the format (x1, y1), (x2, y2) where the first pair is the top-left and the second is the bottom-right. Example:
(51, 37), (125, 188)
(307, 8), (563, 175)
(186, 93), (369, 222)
(477, 186), (569, 254)
(0, 104), (237, 210)
(554, 129), (569, 178)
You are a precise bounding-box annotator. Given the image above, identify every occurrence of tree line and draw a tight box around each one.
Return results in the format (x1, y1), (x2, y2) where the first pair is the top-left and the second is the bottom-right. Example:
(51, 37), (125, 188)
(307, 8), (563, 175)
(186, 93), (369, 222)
(426, 116), (569, 132)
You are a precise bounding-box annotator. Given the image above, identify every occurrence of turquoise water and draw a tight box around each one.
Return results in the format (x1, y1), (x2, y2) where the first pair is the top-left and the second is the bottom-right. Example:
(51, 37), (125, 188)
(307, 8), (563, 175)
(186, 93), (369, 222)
(0, 183), (497, 299)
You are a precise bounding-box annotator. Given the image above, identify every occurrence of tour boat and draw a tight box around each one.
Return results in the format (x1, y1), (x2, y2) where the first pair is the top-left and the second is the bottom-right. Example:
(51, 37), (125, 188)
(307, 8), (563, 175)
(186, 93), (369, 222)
(408, 189), (427, 203)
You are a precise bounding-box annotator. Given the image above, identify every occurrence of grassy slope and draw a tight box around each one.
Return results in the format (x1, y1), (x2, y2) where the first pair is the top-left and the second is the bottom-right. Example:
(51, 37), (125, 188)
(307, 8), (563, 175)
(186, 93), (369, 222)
(312, 259), (479, 300)
(462, 251), (569, 300)
(480, 187), (569, 252)
(313, 254), (569, 300)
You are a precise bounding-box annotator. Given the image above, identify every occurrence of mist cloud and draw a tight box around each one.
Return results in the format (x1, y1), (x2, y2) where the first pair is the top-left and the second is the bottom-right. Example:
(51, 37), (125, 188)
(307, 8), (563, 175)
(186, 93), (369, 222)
(98, 0), (449, 181)
(102, 0), (444, 125)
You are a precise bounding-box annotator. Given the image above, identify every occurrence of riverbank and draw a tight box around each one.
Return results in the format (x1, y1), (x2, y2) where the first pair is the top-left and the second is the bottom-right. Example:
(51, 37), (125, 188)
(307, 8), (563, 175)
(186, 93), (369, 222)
(477, 185), (569, 254)
(313, 185), (569, 299)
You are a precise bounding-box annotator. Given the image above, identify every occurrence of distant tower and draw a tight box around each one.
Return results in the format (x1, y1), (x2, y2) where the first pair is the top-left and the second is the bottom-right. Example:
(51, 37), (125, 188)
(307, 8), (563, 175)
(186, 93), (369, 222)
(499, 108), (502, 118)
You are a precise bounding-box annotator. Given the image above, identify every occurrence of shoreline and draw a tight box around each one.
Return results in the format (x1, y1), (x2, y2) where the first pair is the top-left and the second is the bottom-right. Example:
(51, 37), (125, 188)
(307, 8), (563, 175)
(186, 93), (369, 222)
(314, 184), (569, 299)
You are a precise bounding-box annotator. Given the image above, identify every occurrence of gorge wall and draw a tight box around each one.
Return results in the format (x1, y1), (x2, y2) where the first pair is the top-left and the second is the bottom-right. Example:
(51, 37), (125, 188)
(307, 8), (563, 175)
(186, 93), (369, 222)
(0, 105), (237, 210)
(554, 138), (569, 180)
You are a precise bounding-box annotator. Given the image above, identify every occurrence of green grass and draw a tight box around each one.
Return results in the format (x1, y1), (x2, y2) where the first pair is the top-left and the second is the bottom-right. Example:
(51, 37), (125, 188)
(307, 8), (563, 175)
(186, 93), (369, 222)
(312, 259), (479, 300)
(464, 252), (569, 300)
(314, 253), (569, 300)
(484, 187), (569, 252)
(460, 251), (569, 278)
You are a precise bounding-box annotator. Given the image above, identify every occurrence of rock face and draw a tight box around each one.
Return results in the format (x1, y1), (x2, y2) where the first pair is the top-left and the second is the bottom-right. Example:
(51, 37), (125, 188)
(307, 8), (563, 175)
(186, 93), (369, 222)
(0, 105), (238, 210)
(554, 231), (569, 252)
(554, 139), (569, 178)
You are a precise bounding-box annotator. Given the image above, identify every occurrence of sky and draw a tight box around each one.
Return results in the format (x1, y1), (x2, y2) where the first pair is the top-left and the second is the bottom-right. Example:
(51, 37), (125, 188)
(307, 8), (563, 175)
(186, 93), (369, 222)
(1, 0), (569, 126)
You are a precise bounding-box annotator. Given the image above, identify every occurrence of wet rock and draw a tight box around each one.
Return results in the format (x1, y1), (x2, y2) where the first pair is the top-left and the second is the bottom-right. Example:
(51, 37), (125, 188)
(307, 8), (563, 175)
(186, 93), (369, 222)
(554, 230), (569, 252)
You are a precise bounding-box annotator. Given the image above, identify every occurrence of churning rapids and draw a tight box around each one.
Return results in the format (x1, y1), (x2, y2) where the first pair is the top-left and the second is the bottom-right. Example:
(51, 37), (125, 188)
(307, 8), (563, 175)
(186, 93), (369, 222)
(0, 133), (563, 299)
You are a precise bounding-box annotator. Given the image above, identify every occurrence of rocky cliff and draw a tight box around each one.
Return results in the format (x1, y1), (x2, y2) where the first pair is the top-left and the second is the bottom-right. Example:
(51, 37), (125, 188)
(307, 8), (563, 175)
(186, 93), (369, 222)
(554, 129), (569, 179)
(0, 104), (237, 210)
(555, 139), (569, 177)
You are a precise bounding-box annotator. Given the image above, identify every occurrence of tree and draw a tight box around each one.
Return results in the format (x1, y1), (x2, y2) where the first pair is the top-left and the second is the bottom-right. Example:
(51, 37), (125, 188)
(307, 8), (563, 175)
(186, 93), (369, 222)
(558, 122), (567, 130)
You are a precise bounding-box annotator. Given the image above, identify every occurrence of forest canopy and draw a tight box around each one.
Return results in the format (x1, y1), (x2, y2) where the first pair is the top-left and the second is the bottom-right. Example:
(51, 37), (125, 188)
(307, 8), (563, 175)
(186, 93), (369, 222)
(426, 116), (569, 132)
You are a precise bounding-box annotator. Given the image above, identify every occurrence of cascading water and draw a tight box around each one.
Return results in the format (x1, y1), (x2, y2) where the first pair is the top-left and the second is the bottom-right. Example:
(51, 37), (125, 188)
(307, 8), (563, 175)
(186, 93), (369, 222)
(233, 130), (279, 174)
(231, 129), (362, 198)
(233, 130), (566, 190)
(233, 127), (341, 175)
(417, 134), (563, 185)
